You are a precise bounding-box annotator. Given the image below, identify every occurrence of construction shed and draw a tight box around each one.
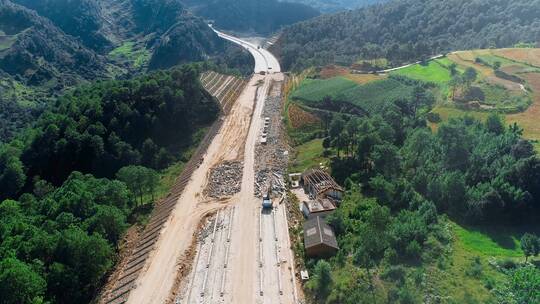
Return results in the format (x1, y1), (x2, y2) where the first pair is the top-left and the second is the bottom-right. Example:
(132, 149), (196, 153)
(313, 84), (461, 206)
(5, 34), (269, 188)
(301, 169), (343, 201)
(304, 216), (339, 258)
(302, 198), (336, 219)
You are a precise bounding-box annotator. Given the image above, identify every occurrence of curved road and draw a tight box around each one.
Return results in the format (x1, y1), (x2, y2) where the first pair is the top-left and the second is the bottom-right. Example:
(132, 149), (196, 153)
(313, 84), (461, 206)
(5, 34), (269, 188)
(211, 26), (281, 73)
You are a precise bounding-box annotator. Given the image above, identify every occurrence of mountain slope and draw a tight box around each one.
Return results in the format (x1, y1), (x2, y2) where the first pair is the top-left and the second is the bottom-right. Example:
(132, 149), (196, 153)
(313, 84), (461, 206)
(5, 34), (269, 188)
(184, 0), (320, 34)
(11, 0), (112, 52)
(10, 0), (227, 66)
(273, 0), (540, 70)
(0, 0), (107, 88)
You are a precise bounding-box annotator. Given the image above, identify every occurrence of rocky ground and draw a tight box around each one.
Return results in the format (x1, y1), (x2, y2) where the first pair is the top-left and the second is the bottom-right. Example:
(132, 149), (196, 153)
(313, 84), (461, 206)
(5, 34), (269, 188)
(205, 161), (244, 198)
(254, 80), (289, 198)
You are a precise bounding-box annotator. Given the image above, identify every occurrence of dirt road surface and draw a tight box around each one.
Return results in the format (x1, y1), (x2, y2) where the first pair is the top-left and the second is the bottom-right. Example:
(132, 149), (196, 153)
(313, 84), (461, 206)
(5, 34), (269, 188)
(126, 29), (297, 304)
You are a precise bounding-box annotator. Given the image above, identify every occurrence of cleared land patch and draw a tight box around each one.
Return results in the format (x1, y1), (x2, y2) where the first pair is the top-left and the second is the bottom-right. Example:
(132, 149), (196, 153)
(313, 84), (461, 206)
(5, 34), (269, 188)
(109, 41), (151, 68)
(343, 73), (386, 84)
(494, 48), (540, 68)
(507, 73), (540, 150)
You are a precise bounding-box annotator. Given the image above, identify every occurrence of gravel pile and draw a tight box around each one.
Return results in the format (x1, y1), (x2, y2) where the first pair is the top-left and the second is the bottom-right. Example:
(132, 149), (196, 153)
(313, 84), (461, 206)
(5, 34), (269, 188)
(206, 161), (243, 198)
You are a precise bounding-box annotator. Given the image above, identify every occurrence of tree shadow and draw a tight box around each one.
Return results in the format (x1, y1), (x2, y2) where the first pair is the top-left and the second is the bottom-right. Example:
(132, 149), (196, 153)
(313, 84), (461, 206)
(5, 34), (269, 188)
(462, 223), (540, 251)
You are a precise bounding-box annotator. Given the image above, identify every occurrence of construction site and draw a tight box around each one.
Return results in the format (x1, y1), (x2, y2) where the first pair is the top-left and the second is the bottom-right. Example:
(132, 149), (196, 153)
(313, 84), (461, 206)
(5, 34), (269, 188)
(100, 29), (302, 304)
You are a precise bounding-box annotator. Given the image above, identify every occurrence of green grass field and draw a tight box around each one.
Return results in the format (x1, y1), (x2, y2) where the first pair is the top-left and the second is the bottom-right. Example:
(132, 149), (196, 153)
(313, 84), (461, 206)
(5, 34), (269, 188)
(454, 224), (524, 258)
(391, 60), (452, 84)
(289, 138), (329, 173)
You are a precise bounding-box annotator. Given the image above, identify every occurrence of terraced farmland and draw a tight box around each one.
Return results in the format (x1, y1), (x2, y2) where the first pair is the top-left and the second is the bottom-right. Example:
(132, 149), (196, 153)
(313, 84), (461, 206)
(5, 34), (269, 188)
(290, 76), (413, 114)
(201, 71), (249, 114)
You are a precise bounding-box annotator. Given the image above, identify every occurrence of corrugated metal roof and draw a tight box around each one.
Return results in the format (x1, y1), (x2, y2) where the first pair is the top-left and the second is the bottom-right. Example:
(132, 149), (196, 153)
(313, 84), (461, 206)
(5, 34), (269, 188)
(303, 216), (338, 249)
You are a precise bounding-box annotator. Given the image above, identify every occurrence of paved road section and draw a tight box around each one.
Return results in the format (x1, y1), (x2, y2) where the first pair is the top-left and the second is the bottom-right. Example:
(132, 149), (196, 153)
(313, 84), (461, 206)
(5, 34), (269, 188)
(211, 26), (281, 73)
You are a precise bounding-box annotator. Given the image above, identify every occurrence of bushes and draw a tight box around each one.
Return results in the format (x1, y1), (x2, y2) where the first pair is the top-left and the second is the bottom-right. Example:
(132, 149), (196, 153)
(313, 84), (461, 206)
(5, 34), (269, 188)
(426, 112), (441, 123)
(466, 257), (483, 278)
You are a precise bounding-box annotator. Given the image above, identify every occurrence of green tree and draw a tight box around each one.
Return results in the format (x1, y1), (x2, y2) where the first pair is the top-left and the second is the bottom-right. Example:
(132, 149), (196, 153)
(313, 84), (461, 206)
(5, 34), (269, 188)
(493, 61), (502, 71)
(84, 205), (127, 245)
(354, 202), (391, 303)
(116, 166), (159, 205)
(485, 113), (505, 135)
(521, 233), (540, 262)
(449, 62), (458, 75)
(0, 258), (46, 304)
(371, 144), (401, 178)
(0, 146), (26, 200)
(449, 75), (463, 100)
(51, 228), (113, 303)
(329, 117), (346, 158)
(141, 138), (159, 167)
(410, 86), (434, 116)
(509, 265), (540, 304)
(307, 260), (333, 300)
(463, 67), (478, 89)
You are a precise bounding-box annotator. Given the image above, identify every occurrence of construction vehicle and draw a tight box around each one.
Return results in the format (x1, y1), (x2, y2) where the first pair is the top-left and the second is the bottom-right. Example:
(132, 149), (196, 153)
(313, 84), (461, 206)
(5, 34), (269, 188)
(262, 185), (273, 209)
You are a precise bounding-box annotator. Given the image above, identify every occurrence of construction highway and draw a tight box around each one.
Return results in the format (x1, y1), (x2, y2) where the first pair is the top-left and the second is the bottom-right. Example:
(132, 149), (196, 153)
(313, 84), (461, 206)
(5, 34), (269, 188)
(120, 27), (299, 304)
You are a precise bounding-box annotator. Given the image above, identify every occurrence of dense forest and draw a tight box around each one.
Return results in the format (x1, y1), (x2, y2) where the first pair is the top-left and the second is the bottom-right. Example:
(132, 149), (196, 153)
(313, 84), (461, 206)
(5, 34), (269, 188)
(0, 65), (218, 303)
(0, 65), (218, 200)
(184, 0), (320, 34)
(273, 0), (540, 70)
(299, 81), (540, 302)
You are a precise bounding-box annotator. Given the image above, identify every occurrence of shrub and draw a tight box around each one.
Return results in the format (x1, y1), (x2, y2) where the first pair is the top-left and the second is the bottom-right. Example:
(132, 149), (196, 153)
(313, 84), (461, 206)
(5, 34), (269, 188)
(426, 112), (441, 123)
(381, 265), (407, 284)
(466, 257), (483, 278)
(406, 240), (422, 260)
(499, 258), (517, 270)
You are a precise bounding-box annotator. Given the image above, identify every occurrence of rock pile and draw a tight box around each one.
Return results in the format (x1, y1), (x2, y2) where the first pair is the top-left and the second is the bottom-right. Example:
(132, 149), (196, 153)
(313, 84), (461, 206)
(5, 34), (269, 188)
(206, 161), (243, 198)
(255, 169), (286, 197)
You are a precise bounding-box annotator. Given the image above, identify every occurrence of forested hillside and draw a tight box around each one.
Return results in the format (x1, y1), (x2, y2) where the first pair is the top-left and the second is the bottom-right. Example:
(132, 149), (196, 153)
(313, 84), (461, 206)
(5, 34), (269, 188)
(0, 65), (219, 303)
(184, 0), (319, 34)
(0, 0), (250, 142)
(286, 70), (540, 302)
(0, 0), (107, 89)
(273, 0), (540, 70)
(0, 65), (218, 200)
(11, 0), (112, 51)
